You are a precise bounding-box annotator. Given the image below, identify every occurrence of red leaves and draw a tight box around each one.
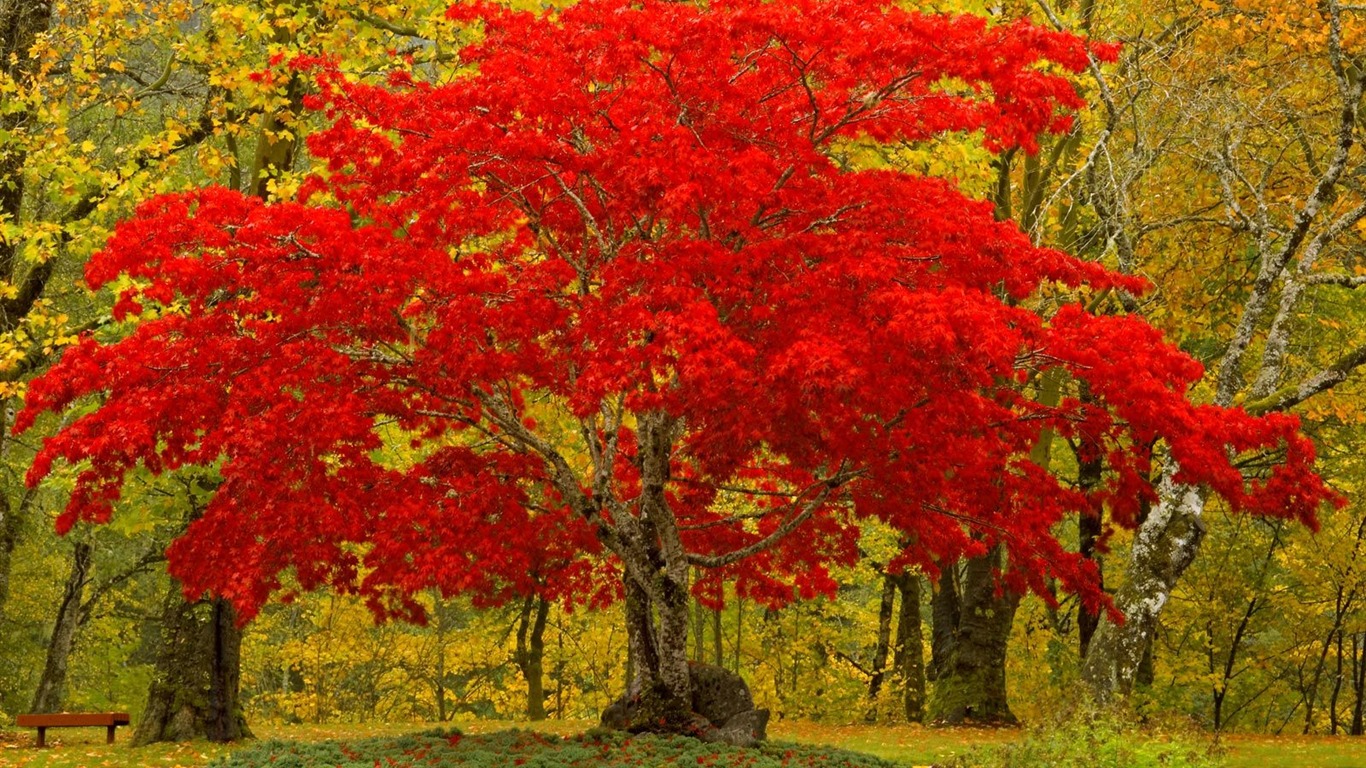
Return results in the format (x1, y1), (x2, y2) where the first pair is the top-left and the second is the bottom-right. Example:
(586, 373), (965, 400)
(17, 0), (1333, 621)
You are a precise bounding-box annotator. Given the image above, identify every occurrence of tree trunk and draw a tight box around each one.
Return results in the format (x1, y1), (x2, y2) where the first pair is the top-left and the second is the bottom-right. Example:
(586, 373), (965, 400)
(0, 0), (51, 279)
(927, 546), (1020, 726)
(1076, 432), (1104, 658)
(712, 606), (723, 667)
(1081, 471), (1206, 700)
(865, 575), (897, 718)
(0, 491), (21, 628)
(0, 0), (55, 647)
(1331, 630), (1345, 735)
(734, 594), (743, 673)
(133, 581), (251, 745)
(891, 572), (925, 723)
(514, 594), (550, 721)
(30, 541), (93, 713)
(692, 587), (705, 662)
(928, 564), (959, 683)
(0, 486), (33, 679)
(1351, 633), (1364, 736)
(620, 568), (694, 729)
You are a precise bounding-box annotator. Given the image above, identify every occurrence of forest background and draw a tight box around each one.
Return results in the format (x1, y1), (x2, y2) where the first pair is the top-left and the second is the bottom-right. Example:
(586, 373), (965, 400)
(3, 0), (1366, 744)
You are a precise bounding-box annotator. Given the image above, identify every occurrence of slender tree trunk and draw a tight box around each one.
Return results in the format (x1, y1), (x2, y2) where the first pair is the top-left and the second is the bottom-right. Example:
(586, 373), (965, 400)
(734, 594), (743, 673)
(1331, 630), (1345, 735)
(891, 572), (925, 723)
(30, 542), (93, 713)
(433, 600), (449, 722)
(712, 606), (723, 667)
(1351, 633), (1364, 736)
(692, 582), (705, 662)
(928, 546), (1020, 725)
(0, 491), (21, 630)
(1076, 432), (1104, 658)
(514, 594), (550, 721)
(133, 581), (251, 745)
(0, 0), (51, 277)
(865, 575), (897, 718)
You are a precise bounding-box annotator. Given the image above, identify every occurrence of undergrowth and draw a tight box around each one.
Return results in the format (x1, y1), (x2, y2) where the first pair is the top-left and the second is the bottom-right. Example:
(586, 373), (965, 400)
(211, 727), (905, 768)
(942, 702), (1225, 768)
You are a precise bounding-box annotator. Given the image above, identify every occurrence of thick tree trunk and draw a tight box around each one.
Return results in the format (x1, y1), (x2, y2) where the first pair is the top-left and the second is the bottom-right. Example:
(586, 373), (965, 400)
(1081, 471), (1206, 700)
(928, 546), (1020, 725)
(133, 582), (251, 745)
(865, 574), (897, 715)
(620, 568), (694, 729)
(891, 572), (925, 723)
(30, 541), (93, 713)
(514, 595), (550, 721)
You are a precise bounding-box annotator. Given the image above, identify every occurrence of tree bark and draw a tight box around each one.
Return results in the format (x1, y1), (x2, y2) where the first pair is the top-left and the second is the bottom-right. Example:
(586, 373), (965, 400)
(1351, 633), (1364, 736)
(1081, 471), (1206, 700)
(712, 606), (723, 667)
(0, 0), (51, 281)
(927, 546), (1020, 725)
(133, 581), (251, 745)
(514, 594), (550, 721)
(891, 572), (925, 723)
(29, 541), (93, 713)
(1331, 630), (1345, 735)
(0, 486), (33, 640)
(928, 564), (959, 683)
(865, 574), (897, 718)
(1076, 432), (1104, 658)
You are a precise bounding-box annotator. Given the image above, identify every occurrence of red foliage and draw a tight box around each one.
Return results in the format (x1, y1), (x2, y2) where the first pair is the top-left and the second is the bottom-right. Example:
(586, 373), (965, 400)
(19, 0), (1333, 623)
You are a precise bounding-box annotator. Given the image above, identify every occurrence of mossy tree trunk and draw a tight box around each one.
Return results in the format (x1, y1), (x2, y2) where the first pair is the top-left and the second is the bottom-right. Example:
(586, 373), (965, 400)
(133, 583), (251, 745)
(927, 546), (1020, 726)
(891, 572), (925, 723)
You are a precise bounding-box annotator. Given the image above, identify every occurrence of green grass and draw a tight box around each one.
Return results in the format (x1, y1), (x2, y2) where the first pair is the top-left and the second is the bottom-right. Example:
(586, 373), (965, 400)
(0, 720), (1362, 768)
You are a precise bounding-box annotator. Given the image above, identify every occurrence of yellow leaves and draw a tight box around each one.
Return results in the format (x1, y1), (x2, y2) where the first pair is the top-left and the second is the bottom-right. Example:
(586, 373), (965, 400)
(196, 144), (234, 181)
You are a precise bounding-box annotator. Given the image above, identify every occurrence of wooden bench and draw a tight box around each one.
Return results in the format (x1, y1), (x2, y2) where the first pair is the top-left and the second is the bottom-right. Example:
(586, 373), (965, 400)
(15, 713), (131, 747)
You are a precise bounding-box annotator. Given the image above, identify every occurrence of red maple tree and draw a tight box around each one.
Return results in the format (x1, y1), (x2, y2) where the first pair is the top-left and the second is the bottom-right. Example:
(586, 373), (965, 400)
(20, 0), (1333, 731)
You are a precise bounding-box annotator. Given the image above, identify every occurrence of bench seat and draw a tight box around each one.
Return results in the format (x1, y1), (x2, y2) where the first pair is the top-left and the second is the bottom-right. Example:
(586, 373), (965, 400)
(16, 713), (131, 747)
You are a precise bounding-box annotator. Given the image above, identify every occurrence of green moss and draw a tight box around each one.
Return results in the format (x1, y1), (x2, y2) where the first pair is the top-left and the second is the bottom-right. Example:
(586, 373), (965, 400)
(207, 728), (902, 768)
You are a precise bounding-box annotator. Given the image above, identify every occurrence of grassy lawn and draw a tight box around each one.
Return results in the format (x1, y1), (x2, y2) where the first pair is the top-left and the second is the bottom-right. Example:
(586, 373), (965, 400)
(0, 719), (1361, 767)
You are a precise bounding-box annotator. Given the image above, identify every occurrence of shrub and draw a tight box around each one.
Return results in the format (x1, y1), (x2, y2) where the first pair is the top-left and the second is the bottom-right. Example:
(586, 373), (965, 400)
(942, 703), (1224, 768)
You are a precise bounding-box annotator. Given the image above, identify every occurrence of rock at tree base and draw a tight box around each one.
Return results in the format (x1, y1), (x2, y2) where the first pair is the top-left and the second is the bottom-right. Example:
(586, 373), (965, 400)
(600, 663), (770, 746)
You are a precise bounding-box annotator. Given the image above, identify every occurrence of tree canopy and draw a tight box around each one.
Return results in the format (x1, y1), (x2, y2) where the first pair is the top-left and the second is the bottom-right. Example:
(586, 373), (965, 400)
(15, 0), (1337, 729)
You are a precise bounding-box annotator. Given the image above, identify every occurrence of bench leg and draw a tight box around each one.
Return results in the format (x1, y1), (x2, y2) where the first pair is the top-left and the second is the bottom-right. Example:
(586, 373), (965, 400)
(107, 725), (116, 745)
(36, 727), (45, 748)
